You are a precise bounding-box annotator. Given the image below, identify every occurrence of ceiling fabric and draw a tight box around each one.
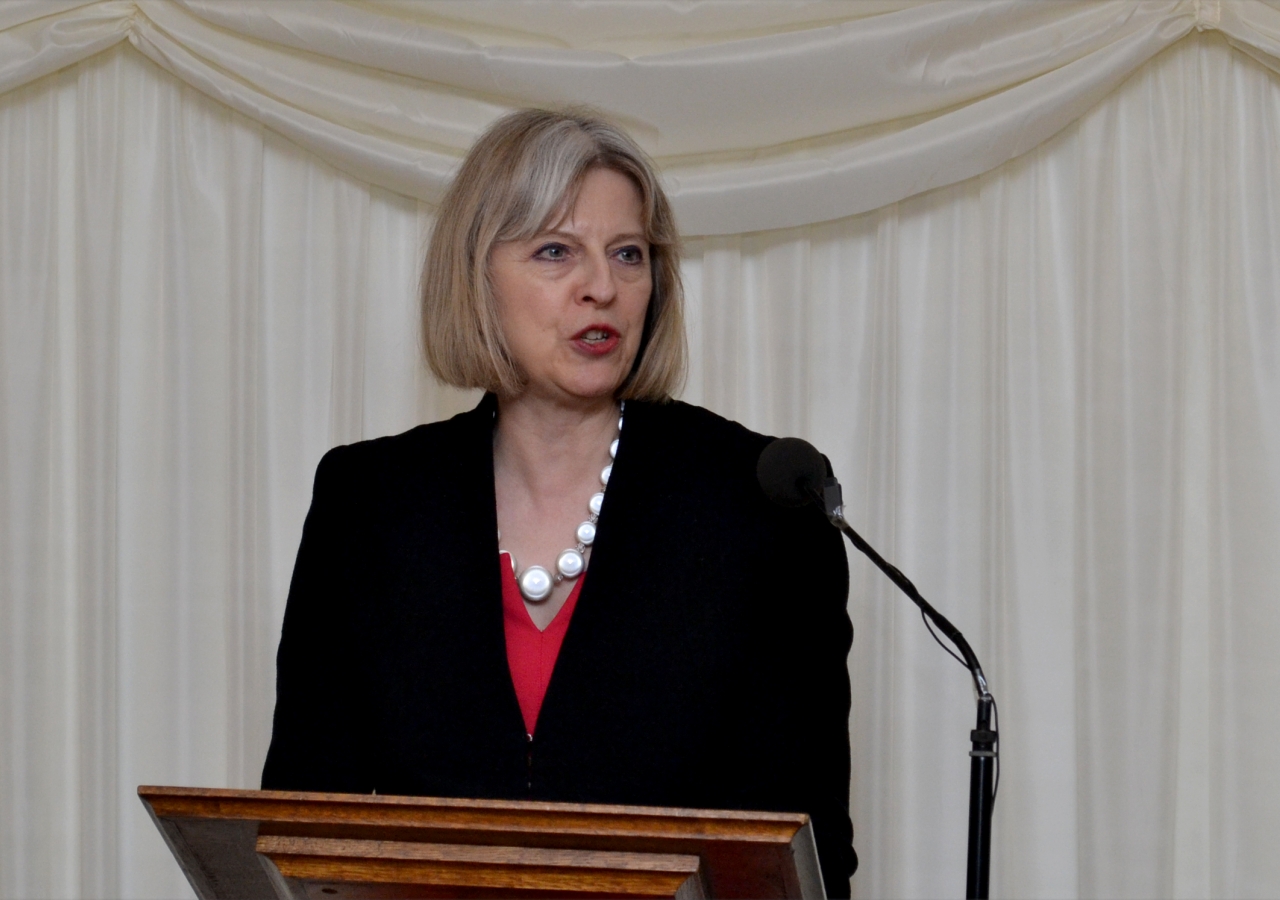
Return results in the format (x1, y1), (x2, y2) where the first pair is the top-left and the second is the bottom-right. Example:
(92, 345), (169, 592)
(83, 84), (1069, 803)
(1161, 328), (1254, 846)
(5, 0), (1280, 234)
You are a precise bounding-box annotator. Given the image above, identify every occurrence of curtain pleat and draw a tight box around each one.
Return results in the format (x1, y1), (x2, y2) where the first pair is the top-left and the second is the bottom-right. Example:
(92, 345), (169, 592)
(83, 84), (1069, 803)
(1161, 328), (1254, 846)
(677, 35), (1280, 899)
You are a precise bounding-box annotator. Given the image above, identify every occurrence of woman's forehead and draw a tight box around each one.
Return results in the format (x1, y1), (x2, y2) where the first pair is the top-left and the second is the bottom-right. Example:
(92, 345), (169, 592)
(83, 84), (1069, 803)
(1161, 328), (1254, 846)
(531, 170), (647, 238)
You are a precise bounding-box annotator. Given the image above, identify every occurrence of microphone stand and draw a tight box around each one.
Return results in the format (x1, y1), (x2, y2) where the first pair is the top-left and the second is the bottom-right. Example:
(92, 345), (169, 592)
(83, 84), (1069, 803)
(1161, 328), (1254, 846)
(818, 478), (998, 900)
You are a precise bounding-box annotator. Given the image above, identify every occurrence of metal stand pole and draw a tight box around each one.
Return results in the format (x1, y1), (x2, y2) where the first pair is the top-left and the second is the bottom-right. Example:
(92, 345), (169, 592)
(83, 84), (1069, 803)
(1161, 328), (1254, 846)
(966, 694), (997, 899)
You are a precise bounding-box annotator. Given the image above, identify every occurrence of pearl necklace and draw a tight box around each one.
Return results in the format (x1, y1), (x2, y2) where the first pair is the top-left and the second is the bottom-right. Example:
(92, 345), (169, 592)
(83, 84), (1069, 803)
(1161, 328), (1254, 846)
(500, 404), (623, 603)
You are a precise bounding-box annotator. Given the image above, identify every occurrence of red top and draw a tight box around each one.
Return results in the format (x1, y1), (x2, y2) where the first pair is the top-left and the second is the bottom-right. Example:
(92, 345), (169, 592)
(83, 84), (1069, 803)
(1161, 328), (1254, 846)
(500, 552), (584, 736)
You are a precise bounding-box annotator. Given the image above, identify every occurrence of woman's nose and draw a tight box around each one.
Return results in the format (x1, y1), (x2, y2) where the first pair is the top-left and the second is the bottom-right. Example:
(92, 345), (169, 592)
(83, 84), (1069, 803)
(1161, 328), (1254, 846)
(579, 252), (617, 304)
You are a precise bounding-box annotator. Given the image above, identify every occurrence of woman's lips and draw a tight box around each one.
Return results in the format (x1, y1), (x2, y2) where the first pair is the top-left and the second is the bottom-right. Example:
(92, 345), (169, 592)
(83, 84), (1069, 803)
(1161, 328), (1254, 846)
(571, 325), (620, 356)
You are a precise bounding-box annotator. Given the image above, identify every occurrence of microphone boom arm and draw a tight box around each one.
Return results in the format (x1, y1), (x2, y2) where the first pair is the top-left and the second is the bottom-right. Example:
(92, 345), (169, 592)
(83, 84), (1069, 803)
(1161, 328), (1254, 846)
(821, 480), (991, 700)
(818, 477), (998, 900)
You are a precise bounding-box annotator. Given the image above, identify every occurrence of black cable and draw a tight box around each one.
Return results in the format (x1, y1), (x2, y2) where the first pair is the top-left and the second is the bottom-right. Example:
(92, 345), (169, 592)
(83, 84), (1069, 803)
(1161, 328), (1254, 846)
(921, 607), (968, 669)
(919, 608), (999, 804)
(990, 693), (1000, 803)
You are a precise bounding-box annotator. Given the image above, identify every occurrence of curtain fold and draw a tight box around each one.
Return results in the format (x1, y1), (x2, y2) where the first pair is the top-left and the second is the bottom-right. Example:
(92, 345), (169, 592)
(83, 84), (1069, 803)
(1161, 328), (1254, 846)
(2, 1), (1280, 232)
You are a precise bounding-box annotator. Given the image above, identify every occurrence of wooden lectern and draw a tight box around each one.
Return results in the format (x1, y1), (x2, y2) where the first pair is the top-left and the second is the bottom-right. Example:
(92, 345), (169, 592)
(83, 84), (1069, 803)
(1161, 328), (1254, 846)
(139, 786), (826, 899)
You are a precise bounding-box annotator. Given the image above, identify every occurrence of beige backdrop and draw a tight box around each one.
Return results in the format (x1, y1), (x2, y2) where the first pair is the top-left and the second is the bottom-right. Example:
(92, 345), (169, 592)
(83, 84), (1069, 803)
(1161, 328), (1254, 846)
(3, 3), (1280, 898)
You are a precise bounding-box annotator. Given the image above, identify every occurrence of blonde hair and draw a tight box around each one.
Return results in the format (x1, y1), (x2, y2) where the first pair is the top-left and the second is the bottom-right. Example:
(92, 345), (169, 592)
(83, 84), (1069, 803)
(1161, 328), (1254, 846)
(421, 108), (686, 400)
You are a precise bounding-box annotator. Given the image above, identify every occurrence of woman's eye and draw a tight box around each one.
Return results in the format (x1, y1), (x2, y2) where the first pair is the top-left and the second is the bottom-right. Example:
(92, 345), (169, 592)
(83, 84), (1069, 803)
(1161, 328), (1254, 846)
(534, 243), (569, 260)
(616, 246), (645, 264)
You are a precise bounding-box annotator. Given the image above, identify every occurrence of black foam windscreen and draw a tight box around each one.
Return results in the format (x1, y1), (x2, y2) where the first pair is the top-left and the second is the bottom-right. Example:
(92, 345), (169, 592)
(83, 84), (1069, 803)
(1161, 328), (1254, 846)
(757, 437), (826, 508)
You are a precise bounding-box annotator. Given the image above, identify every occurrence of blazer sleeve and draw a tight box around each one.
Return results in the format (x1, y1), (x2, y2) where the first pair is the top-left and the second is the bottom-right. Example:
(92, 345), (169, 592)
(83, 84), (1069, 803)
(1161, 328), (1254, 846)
(261, 445), (374, 793)
(766, 506), (857, 895)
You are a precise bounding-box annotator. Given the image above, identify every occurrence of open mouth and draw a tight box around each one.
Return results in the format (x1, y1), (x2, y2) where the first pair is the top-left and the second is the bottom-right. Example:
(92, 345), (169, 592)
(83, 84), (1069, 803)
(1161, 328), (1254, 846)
(572, 325), (620, 355)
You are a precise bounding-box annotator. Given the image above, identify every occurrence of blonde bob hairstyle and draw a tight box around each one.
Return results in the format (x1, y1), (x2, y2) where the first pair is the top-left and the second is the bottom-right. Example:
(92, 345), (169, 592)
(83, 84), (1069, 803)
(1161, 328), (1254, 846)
(421, 108), (686, 400)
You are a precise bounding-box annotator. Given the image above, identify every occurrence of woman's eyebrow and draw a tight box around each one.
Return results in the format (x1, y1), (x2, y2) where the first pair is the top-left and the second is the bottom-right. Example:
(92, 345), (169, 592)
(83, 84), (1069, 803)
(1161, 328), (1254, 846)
(533, 229), (646, 244)
(533, 228), (578, 241)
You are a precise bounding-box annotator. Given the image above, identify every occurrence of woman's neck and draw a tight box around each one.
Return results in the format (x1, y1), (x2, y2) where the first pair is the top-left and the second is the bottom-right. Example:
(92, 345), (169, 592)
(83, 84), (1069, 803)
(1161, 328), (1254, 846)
(493, 393), (621, 497)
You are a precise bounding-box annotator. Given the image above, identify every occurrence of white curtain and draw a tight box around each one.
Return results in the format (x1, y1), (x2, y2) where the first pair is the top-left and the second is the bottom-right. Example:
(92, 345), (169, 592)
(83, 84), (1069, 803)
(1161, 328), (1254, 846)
(9, 0), (1280, 233)
(3, 3), (1280, 899)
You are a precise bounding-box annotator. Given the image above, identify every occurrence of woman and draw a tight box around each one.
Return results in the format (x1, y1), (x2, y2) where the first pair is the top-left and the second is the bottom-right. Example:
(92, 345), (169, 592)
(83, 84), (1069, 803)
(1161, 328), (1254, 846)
(261, 109), (857, 893)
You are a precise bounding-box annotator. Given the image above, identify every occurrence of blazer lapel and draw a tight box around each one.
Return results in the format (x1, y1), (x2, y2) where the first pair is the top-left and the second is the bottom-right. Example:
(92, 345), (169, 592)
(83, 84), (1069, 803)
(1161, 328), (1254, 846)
(371, 394), (529, 788)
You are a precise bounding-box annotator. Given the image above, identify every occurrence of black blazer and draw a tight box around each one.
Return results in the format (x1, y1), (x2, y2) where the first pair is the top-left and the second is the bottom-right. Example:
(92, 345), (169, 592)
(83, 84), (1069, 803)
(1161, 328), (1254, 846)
(262, 394), (857, 892)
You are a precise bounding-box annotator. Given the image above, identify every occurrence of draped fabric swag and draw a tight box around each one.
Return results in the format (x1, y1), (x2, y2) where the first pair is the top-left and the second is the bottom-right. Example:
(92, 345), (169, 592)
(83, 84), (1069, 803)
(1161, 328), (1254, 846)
(8, 0), (1280, 232)
(2, 2), (1280, 898)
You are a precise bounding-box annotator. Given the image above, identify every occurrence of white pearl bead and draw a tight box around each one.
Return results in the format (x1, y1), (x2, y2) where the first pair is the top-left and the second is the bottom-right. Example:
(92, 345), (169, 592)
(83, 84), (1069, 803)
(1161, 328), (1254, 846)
(589, 492), (605, 515)
(618, 417), (624, 431)
(610, 439), (619, 459)
(519, 566), (553, 602)
(556, 548), (585, 579)
(600, 464), (612, 485)
(576, 521), (596, 546)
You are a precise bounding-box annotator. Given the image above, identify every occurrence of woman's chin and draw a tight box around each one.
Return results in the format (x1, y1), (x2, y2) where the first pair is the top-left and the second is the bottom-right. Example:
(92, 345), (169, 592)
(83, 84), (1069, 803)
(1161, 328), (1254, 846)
(514, 363), (629, 405)
(563, 384), (625, 405)
(524, 375), (626, 406)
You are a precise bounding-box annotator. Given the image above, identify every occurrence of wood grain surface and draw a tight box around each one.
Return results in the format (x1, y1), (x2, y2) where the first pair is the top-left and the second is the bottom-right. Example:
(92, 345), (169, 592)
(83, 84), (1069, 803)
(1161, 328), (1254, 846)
(138, 786), (822, 899)
(258, 834), (703, 896)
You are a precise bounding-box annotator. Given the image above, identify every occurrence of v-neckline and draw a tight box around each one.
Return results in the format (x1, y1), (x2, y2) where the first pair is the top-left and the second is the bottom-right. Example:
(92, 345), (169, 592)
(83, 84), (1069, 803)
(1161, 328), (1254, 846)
(499, 552), (584, 634)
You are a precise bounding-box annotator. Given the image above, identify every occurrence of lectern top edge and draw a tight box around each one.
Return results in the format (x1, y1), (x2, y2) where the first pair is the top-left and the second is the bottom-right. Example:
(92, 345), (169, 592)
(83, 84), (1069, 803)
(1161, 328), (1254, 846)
(139, 785), (808, 823)
(138, 785), (808, 839)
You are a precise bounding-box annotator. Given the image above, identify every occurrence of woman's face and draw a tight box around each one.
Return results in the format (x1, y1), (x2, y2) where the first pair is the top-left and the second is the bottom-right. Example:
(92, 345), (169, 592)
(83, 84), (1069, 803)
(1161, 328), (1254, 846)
(490, 167), (652, 406)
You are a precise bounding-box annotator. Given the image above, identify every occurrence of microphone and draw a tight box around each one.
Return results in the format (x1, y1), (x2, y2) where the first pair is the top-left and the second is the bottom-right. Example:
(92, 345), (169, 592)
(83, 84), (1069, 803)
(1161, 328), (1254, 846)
(757, 436), (999, 900)
(756, 437), (826, 508)
(757, 437), (846, 524)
